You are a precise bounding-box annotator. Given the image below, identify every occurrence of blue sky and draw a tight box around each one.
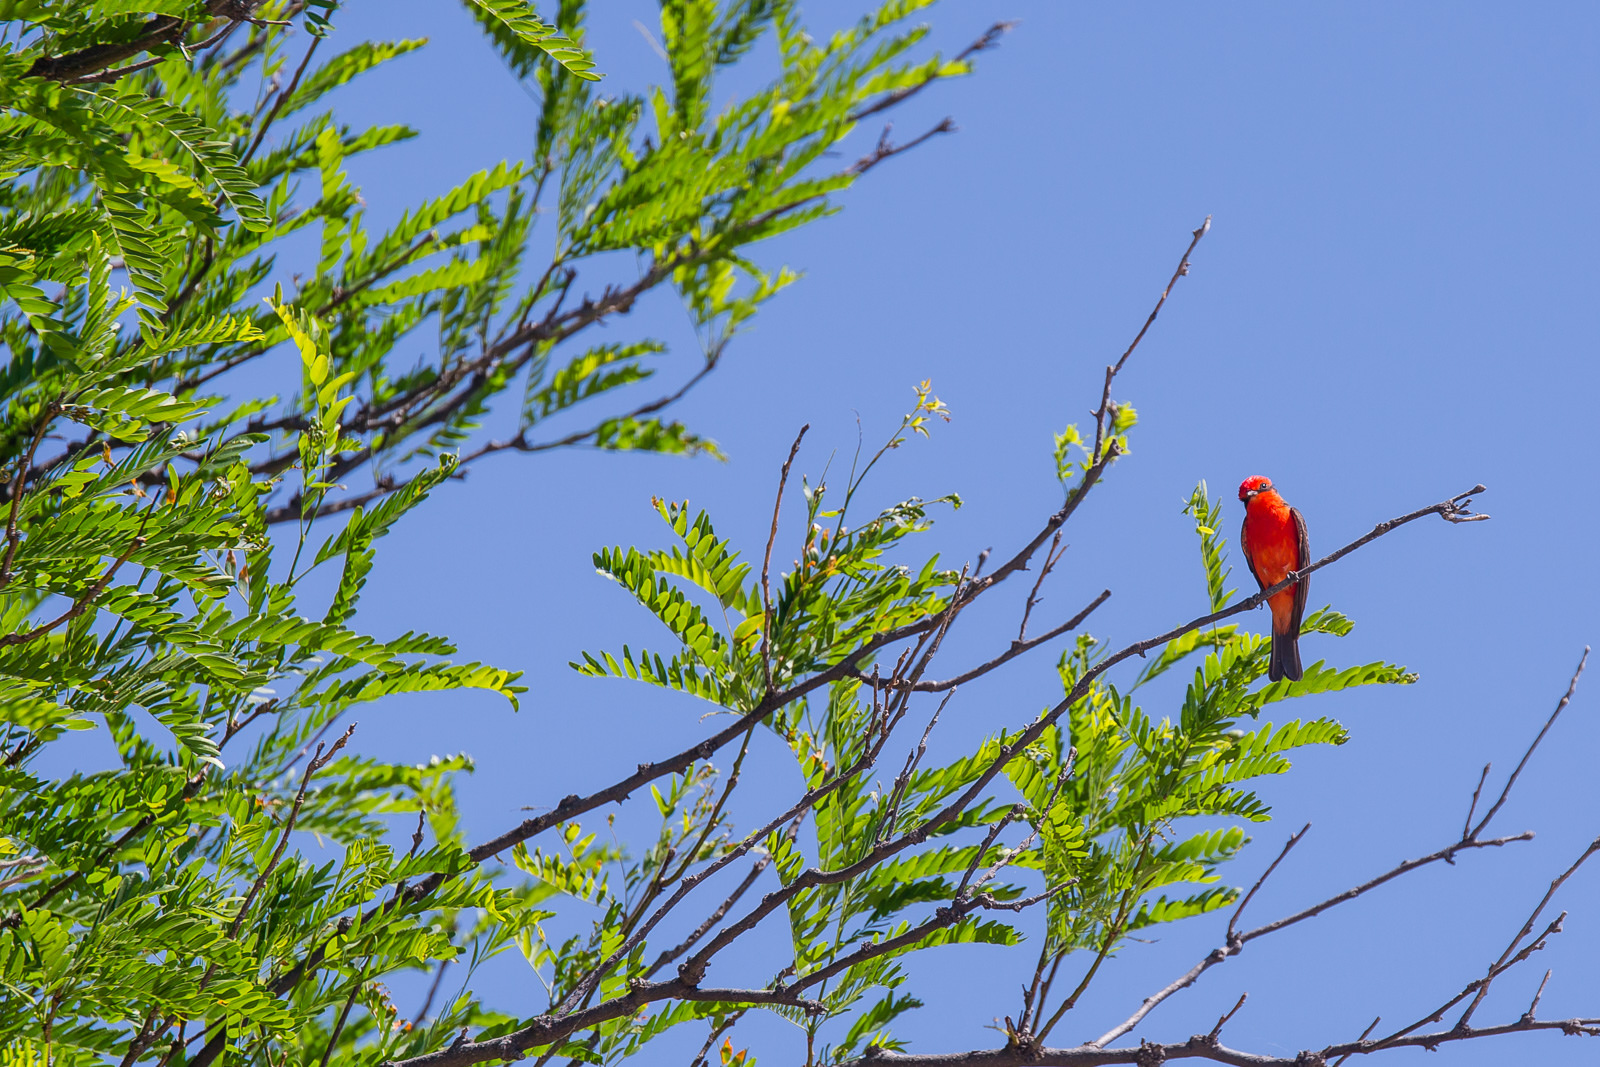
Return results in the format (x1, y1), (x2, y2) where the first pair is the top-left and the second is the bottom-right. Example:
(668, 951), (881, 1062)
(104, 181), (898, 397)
(273, 2), (1599, 1062)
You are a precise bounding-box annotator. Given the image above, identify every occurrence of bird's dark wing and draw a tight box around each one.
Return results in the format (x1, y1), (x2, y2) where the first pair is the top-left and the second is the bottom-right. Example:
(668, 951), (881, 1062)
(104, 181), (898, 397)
(1241, 513), (1266, 592)
(1290, 506), (1310, 632)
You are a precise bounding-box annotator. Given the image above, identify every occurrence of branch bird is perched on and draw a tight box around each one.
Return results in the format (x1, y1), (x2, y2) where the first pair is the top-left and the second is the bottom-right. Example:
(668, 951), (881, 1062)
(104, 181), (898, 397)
(1239, 475), (1309, 681)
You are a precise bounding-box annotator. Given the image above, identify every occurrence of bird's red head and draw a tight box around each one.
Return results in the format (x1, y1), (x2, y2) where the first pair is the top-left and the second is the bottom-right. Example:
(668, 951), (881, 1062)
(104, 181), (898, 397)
(1238, 475), (1274, 503)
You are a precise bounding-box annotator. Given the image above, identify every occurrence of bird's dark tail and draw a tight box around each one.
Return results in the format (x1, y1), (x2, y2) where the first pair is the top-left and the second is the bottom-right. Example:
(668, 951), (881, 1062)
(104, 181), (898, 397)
(1268, 629), (1303, 683)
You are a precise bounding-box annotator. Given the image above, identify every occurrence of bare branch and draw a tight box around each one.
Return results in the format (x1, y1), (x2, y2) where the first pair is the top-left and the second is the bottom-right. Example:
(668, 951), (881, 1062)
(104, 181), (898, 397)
(1328, 1017), (1381, 1067)
(846, 118), (957, 176)
(1447, 834), (1600, 1032)
(0, 854), (46, 892)
(377, 981), (823, 1067)
(643, 827), (791, 980)
(1228, 824), (1310, 943)
(689, 1011), (748, 1067)
(1091, 216), (1211, 461)
(1239, 832), (1530, 945)
(878, 690), (957, 846)
(851, 590), (1111, 693)
(1088, 824), (1530, 1052)
(826, 1014), (1600, 1067)
(1018, 530), (1066, 643)
(1524, 969), (1552, 1022)
(1089, 825), (1309, 1051)
(1375, 904), (1577, 1050)
(953, 803), (1026, 899)
(786, 885), (1060, 998)
(1460, 762), (1491, 849)
(1208, 993), (1248, 1043)
(1468, 646), (1587, 841)
(1323, 1015), (1600, 1061)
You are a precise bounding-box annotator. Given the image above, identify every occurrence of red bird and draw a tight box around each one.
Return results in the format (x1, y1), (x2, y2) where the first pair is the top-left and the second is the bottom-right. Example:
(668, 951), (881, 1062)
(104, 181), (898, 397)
(1238, 476), (1309, 682)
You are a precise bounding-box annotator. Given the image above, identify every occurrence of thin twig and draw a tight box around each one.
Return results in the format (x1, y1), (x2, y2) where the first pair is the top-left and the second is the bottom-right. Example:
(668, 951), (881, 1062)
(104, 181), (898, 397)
(643, 831), (788, 979)
(1208, 993), (1248, 1042)
(1469, 647), (1587, 840)
(1089, 829), (1530, 1051)
(762, 426), (809, 696)
(1451, 834), (1600, 1031)
(953, 803), (1025, 898)
(319, 973), (364, 1067)
(228, 724), (355, 939)
(1523, 969), (1552, 1022)
(1228, 824), (1310, 943)
(845, 118), (956, 176)
(1329, 1017), (1380, 1067)
(0, 413), (52, 590)
(1240, 833), (1530, 944)
(1017, 531), (1065, 643)
(243, 34), (319, 162)
(877, 691), (955, 845)
(1460, 762), (1492, 848)
(689, 1015), (745, 1067)
(852, 590), (1111, 693)
(852, 21), (1015, 121)
(785, 884), (1059, 997)
(1091, 217), (1211, 461)
(412, 960), (452, 1026)
(0, 534), (146, 648)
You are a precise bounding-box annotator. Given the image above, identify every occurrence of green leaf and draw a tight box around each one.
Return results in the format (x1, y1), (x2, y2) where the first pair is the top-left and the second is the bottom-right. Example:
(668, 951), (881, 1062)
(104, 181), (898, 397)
(462, 0), (602, 81)
(75, 87), (269, 232)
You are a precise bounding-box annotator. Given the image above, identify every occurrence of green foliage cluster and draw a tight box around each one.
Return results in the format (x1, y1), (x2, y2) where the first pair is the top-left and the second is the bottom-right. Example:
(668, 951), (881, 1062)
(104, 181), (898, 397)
(0, 4), (1429, 1067)
(563, 457), (1411, 1062)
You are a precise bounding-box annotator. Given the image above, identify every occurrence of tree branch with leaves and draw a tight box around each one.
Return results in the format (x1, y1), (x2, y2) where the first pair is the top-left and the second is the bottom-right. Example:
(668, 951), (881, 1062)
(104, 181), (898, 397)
(0, 5), (1592, 1067)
